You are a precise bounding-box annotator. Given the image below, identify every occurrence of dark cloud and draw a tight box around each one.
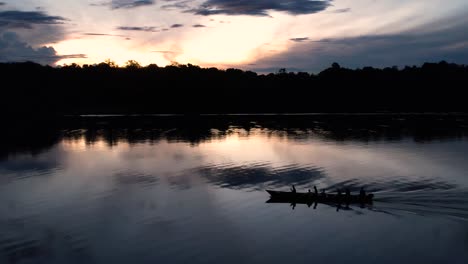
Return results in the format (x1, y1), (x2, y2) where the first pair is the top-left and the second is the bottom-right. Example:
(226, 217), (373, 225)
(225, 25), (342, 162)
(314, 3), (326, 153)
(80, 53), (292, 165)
(117, 26), (158, 32)
(0, 2), (5, 6)
(192, 24), (206, 28)
(0, 9), (75, 65)
(161, 0), (194, 10)
(0, 32), (86, 65)
(83, 32), (127, 37)
(113, 0), (154, 9)
(290, 37), (309, 42)
(92, 0), (155, 9)
(170, 23), (183, 28)
(331, 8), (350, 13)
(249, 18), (468, 73)
(0, 10), (66, 29)
(0, 9), (68, 54)
(188, 0), (332, 16)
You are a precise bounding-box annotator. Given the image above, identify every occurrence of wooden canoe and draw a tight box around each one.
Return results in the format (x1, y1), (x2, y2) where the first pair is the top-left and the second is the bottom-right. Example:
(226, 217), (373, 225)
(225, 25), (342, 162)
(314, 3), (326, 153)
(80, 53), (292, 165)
(266, 190), (374, 204)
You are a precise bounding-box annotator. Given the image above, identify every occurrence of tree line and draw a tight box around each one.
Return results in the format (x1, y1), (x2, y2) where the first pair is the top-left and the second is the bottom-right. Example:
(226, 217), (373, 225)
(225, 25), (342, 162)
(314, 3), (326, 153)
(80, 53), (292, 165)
(1, 60), (467, 115)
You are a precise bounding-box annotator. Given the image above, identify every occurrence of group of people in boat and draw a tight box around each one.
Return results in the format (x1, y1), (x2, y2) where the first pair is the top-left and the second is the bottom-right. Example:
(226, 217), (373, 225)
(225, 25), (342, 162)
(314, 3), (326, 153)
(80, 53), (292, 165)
(286, 185), (372, 210)
(290, 184), (369, 200)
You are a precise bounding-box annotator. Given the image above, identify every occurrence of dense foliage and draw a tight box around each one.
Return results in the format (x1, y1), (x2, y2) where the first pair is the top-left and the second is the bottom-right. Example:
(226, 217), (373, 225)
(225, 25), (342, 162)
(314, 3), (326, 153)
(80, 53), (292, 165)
(2, 61), (467, 115)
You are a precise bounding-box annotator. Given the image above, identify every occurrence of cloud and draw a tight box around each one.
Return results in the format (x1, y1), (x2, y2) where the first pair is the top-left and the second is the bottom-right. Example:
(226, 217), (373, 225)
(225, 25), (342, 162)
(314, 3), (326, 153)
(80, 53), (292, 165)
(248, 18), (468, 73)
(92, 0), (155, 9)
(170, 24), (183, 28)
(0, 2), (5, 6)
(189, 0), (332, 16)
(0, 9), (68, 48)
(83, 32), (127, 37)
(290, 37), (309, 42)
(330, 8), (350, 13)
(0, 10), (66, 29)
(192, 24), (206, 28)
(113, 0), (154, 9)
(0, 32), (86, 65)
(151, 50), (181, 61)
(117, 26), (158, 32)
(161, 0), (194, 10)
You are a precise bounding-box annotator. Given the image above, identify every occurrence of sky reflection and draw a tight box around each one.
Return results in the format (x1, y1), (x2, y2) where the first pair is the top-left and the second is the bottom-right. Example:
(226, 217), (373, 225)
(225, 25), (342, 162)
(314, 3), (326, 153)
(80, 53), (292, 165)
(32, 129), (468, 192)
(2, 124), (468, 264)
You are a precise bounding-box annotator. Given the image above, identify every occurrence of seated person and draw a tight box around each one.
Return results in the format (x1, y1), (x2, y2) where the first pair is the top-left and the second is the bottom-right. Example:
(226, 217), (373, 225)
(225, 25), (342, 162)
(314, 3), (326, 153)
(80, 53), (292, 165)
(291, 185), (296, 193)
(360, 187), (366, 199)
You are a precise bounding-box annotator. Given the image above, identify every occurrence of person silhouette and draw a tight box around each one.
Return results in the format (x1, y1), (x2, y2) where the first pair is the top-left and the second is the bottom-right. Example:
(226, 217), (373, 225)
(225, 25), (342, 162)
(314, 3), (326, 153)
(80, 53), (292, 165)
(291, 185), (296, 194)
(314, 186), (318, 196)
(345, 188), (351, 206)
(337, 188), (342, 198)
(360, 187), (366, 201)
(337, 188), (343, 205)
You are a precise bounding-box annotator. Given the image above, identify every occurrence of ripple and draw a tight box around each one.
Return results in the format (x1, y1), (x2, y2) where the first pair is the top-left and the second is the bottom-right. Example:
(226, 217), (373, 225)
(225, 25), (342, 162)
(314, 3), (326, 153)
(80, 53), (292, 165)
(195, 163), (325, 190)
(113, 170), (159, 187)
(303, 176), (468, 220)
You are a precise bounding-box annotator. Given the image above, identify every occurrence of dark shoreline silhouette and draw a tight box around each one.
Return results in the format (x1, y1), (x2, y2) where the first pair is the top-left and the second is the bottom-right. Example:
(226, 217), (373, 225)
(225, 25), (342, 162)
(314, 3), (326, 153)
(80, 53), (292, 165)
(2, 60), (468, 116)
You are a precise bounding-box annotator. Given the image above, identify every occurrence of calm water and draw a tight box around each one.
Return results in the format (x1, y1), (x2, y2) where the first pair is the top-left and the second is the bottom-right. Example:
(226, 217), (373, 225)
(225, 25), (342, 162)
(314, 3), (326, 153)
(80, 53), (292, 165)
(1, 115), (468, 264)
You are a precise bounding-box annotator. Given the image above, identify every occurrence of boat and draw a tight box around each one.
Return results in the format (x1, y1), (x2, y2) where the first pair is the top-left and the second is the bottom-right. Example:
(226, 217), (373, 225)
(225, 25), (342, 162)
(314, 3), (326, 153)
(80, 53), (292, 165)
(266, 190), (374, 205)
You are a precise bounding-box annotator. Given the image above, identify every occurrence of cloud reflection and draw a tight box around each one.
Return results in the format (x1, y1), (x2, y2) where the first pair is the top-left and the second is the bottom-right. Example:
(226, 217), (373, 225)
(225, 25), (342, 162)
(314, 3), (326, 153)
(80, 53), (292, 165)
(196, 163), (325, 190)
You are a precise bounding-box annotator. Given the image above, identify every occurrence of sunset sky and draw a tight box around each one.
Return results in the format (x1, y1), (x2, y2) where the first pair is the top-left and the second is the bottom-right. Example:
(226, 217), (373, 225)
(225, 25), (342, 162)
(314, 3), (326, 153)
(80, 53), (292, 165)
(1, 0), (468, 72)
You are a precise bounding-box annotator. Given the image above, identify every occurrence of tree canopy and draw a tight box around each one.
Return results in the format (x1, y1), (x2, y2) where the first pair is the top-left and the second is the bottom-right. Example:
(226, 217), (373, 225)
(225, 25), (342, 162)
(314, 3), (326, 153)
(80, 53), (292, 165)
(1, 61), (467, 115)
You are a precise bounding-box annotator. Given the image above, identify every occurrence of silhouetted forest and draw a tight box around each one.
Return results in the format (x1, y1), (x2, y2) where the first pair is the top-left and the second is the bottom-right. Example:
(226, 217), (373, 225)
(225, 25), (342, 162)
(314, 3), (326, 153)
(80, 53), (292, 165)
(2, 60), (468, 115)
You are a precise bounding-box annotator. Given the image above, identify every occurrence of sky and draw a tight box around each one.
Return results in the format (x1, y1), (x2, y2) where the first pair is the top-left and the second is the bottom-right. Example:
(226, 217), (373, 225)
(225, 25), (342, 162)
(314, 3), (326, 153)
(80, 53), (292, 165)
(1, 0), (468, 73)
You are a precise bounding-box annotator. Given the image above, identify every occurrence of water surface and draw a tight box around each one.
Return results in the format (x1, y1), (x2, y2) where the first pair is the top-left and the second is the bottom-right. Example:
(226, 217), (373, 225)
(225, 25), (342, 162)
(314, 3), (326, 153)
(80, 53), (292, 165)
(1, 115), (468, 264)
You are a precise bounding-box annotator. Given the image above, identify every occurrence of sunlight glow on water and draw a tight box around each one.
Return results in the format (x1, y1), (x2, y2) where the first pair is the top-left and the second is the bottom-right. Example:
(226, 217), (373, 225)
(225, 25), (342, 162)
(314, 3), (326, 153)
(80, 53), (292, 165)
(1, 117), (468, 264)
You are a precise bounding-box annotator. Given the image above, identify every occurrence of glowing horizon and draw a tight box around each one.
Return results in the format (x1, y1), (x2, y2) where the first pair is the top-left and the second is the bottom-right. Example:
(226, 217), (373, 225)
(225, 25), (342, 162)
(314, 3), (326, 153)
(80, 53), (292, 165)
(1, 0), (468, 72)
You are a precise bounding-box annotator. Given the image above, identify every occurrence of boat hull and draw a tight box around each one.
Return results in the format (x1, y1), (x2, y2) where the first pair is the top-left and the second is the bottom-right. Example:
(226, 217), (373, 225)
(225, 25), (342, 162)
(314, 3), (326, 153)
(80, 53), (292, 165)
(266, 190), (373, 204)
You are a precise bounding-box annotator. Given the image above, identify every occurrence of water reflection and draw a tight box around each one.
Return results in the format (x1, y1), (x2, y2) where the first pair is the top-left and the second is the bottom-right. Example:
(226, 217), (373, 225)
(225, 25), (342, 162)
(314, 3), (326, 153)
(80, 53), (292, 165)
(2, 114), (468, 157)
(1, 115), (468, 264)
(197, 163), (325, 190)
